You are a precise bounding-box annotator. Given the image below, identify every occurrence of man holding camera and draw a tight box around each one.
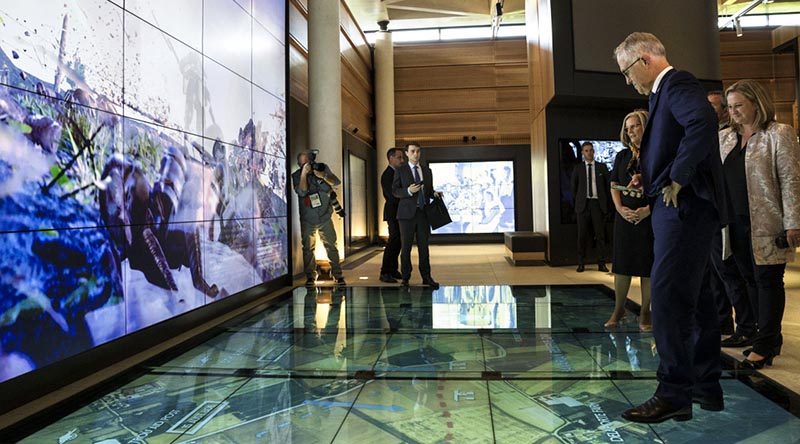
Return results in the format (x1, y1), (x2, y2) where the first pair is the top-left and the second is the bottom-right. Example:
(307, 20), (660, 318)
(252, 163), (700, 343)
(392, 143), (441, 288)
(292, 150), (345, 286)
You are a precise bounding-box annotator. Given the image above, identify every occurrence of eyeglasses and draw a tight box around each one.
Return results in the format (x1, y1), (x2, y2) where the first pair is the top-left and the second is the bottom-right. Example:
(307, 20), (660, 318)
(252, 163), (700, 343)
(621, 57), (643, 79)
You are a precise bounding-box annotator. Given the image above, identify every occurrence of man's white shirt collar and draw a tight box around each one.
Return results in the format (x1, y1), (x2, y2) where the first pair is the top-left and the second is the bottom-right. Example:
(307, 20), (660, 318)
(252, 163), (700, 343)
(652, 66), (674, 94)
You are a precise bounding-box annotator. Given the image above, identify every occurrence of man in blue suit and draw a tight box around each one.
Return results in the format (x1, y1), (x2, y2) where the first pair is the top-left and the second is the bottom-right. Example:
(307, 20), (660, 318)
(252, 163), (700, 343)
(614, 32), (726, 423)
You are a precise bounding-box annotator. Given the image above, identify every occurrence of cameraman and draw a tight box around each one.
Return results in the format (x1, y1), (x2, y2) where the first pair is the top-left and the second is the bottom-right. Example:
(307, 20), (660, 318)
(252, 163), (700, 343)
(292, 150), (346, 286)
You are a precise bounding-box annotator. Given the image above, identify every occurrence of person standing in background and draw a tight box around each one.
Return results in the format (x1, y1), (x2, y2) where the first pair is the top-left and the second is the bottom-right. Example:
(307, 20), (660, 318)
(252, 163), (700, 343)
(392, 143), (442, 288)
(379, 148), (405, 283)
(571, 142), (611, 273)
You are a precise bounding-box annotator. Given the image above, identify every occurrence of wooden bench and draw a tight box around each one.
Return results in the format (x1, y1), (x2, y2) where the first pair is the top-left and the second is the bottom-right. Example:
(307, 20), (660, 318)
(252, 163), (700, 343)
(504, 232), (548, 266)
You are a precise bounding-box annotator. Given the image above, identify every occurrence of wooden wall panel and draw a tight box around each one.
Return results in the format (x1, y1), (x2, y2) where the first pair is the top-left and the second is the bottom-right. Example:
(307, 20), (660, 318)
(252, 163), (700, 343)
(339, 2), (372, 68)
(289, 43), (309, 105)
(720, 30), (797, 130)
(394, 38), (530, 146)
(395, 40), (528, 68)
(288, 0), (374, 143)
(395, 64), (528, 91)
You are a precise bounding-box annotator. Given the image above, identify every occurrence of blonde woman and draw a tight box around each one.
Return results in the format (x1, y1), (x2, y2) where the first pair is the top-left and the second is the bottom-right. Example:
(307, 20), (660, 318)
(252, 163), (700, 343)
(720, 79), (800, 369)
(605, 110), (653, 331)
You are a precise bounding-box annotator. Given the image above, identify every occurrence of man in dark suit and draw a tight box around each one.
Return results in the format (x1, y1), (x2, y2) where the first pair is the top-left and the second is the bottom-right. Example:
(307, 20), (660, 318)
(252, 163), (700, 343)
(706, 91), (755, 342)
(379, 147), (405, 283)
(614, 32), (726, 423)
(570, 142), (611, 272)
(392, 142), (441, 288)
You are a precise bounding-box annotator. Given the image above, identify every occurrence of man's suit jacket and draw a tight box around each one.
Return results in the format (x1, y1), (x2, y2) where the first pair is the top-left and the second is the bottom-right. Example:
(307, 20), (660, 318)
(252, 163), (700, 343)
(392, 162), (434, 221)
(641, 69), (725, 219)
(571, 161), (611, 214)
(381, 166), (400, 221)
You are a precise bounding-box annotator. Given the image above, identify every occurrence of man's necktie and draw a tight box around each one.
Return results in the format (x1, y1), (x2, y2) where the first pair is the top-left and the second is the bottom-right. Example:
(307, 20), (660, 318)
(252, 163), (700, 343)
(413, 165), (425, 208)
(586, 163), (593, 198)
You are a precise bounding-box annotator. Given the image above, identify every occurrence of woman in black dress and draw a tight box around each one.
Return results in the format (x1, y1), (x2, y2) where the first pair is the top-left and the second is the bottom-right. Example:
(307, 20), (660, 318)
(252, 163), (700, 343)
(605, 110), (654, 331)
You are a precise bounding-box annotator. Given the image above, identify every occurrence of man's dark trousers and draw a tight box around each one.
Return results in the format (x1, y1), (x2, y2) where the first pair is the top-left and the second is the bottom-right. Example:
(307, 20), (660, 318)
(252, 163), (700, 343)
(651, 190), (721, 407)
(381, 218), (401, 276)
(399, 208), (431, 280)
(576, 200), (607, 264)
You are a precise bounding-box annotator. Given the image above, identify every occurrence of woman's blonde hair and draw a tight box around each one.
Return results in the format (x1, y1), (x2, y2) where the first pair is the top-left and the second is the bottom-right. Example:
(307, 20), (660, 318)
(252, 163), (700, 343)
(725, 79), (775, 132)
(619, 109), (649, 149)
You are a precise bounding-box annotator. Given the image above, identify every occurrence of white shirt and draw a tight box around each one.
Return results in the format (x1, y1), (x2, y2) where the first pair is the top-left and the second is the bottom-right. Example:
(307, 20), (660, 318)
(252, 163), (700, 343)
(584, 160), (598, 199)
(652, 66), (674, 94)
(407, 161), (421, 196)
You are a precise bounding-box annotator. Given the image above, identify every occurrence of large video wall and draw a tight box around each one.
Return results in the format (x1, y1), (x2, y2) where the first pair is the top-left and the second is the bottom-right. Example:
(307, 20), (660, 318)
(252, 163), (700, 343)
(0, 0), (288, 383)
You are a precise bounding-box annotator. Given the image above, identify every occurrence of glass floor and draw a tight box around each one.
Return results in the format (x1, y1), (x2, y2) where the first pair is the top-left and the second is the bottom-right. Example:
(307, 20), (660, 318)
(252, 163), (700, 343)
(10, 285), (800, 443)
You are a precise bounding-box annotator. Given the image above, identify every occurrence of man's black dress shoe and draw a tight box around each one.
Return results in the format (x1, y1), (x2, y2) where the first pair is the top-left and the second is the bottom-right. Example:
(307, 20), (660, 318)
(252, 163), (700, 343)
(692, 393), (724, 412)
(379, 274), (398, 283)
(401, 279), (409, 286)
(622, 396), (692, 423)
(422, 277), (440, 289)
(335, 277), (347, 286)
(720, 319), (735, 336)
(598, 263), (609, 273)
(720, 334), (752, 348)
(576, 264), (585, 273)
(305, 277), (315, 287)
(390, 271), (403, 280)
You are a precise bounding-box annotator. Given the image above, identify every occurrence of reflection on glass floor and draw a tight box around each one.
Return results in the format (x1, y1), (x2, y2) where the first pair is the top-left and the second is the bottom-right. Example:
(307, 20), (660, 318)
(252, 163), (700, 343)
(17, 285), (800, 443)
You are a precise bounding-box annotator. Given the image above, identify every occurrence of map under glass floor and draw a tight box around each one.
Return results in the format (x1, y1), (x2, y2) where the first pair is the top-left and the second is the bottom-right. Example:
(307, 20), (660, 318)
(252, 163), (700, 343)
(12, 284), (800, 443)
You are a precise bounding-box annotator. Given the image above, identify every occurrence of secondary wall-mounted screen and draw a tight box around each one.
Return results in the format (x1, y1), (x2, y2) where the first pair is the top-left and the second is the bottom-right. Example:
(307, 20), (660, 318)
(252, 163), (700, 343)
(0, 0), (288, 383)
(558, 139), (625, 224)
(429, 161), (515, 234)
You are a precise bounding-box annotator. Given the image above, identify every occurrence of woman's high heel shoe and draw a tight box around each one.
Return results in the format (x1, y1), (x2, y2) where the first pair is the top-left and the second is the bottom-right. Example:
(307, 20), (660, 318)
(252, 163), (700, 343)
(743, 346), (781, 358)
(604, 315), (626, 328)
(740, 353), (775, 370)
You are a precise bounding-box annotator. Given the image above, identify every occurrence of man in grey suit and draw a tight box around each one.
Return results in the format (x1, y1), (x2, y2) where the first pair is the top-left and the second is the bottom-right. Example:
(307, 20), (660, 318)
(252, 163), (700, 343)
(571, 142), (611, 272)
(392, 143), (441, 288)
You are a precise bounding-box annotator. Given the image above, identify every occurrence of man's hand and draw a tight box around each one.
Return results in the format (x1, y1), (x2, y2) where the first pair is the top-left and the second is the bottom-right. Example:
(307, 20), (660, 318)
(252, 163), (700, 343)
(662, 181), (682, 208)
(408, 183), (422, 195)
(301, 163), (312, 176)
(633, 205), (651, 225)
(787, 228), (800, 248)
(313, 169), (327, 180)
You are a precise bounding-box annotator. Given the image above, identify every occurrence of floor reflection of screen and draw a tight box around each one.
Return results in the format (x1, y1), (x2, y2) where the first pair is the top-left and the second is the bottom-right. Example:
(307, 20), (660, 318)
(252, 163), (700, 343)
(429, 161), (515, 234)
(432, 286), (517, 329)
(558, 139), (626, 224)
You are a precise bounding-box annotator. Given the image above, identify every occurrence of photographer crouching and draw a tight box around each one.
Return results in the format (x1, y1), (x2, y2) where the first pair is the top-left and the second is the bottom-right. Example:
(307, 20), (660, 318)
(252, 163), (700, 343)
(292, 149), (346, 287)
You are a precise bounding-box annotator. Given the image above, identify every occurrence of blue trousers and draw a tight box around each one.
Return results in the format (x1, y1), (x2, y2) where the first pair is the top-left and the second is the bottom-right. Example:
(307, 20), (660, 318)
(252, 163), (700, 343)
(650, 191), (721, 407)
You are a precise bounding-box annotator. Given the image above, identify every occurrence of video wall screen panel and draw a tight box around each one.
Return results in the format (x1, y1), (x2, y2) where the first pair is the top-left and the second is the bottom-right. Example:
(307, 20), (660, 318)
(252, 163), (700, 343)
(429, 161), (515, 234)
(0, 0), (288, 384)
(558, 139), (625, 224)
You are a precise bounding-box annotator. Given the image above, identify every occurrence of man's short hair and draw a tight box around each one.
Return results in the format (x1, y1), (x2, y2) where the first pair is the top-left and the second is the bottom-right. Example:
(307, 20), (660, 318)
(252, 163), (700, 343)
(296, 150), (310, 166)
(581, 142), (594, 149)
(613, 32), (667, 63)
(404, 142), (421, 151)
(386, 147), (402, 159)
(707, 90), (727, 107)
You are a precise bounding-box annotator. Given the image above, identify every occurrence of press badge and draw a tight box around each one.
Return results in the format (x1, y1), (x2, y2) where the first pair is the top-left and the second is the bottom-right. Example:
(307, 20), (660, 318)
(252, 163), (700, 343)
(308, 193), (323, 208)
